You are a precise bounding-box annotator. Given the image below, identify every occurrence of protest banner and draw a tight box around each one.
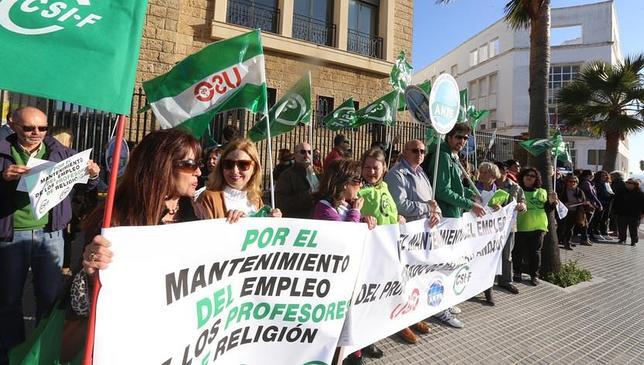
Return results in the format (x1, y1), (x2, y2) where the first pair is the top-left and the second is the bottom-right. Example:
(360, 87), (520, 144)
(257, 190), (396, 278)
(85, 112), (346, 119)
(339, 202), (516, 352)
(93, 218), (368, 365)
(23, 149), (92, 219)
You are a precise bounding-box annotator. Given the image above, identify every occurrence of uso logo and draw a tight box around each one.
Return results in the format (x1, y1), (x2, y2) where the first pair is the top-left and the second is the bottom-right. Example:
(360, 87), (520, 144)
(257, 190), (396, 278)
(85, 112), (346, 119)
(427, 278), (444, 307)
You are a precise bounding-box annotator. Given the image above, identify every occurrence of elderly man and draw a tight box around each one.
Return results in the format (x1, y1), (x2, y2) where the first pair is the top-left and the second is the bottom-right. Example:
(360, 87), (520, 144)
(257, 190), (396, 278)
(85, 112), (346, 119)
(275, 142), (319, 218)
(0, 106), (100, 363)
(384, 139), (441, 344)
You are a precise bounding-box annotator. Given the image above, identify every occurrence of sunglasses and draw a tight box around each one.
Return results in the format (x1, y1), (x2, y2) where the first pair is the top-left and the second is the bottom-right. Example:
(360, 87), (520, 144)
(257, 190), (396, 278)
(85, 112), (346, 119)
(222, 159), (254, 171)
(175, 159), (203, 172)
(409, 148), (425, 154)
(348, 178), (362, 186)
(18, 125), (48, 132)
(454, 135), (469, 141)
(299, 149), (312, 155)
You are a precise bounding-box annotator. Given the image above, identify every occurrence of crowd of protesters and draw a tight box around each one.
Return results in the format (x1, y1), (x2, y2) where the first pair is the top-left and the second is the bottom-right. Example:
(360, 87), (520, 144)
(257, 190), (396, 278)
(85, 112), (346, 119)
(1, 107), (642, 365)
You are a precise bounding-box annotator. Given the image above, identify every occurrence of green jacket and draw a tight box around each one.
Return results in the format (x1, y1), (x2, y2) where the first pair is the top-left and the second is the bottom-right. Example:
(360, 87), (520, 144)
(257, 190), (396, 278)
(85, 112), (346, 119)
(424, 141), (475, 218)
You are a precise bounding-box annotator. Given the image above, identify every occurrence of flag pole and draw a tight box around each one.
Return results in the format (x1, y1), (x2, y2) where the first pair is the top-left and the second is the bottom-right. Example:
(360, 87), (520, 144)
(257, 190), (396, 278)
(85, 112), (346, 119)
(431, 134), (442, 200)
(264, 114), (275, 208)
(388, 93), (400, 166)
(83, 114), (127, 365)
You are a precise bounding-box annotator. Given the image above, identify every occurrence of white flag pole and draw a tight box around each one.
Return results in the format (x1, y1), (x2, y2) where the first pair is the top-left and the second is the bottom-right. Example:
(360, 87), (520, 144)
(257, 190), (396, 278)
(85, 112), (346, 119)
(264, 113), (275, 208)
(431, 134), (442, 200)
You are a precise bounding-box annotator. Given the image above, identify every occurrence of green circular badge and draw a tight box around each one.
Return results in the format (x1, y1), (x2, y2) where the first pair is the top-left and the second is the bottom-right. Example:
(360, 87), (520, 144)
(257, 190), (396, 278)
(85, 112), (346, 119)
(429, 74), (460, 135)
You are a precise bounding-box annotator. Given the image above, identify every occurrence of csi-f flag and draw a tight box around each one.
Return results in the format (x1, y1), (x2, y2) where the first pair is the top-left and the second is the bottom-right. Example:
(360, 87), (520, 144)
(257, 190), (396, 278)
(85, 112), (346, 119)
(144, 30), (268, 138)
(390, 51), (412, 92)
(520, 131), (564, 156)
(0, 0), (148, 114)
(248, 72), (312, 142)
(323, 98), (357, 131)
(355, 91), (397, 128)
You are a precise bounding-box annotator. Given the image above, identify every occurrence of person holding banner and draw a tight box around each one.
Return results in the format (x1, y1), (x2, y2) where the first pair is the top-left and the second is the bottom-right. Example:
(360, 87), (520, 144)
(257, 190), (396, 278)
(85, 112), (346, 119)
(514, 168), (558, 286)
(0, 106), (100, 364)
(198, 138), (281, 221)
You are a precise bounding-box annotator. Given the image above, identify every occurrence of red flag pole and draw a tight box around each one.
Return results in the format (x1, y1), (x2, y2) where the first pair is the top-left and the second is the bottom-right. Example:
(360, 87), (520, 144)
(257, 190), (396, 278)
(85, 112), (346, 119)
(82, 114), (127, 365)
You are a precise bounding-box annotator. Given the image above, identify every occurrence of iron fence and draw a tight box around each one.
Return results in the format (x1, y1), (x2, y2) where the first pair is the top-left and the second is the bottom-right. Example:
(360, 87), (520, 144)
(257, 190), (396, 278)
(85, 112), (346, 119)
(226, 0), (280, 34)
(292, 14), (336, 47)
(347, 29), (383, 59)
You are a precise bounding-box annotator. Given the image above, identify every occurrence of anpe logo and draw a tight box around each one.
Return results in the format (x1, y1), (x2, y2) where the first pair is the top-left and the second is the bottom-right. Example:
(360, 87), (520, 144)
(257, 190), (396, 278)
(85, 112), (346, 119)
(0, 0), (102, 36)
(427, 279), (444, 307)
(453, 265), (471, 295)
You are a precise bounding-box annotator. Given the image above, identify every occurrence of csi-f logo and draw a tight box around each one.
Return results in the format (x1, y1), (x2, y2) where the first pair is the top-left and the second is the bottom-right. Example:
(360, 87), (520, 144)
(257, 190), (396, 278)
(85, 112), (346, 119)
(452, 265), (471, 295)
(0, 0), (102, 35)
(273, 94), (308, 126)
(327, 106), (355, 128)
(364, 100), (392, 123)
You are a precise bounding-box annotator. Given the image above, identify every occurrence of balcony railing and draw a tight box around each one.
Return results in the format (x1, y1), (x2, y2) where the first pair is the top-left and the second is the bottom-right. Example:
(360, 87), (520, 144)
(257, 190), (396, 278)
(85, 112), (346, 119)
(347, 29), (383, 59)
(292, 14), (336, 47)
(226, 0), (280, 34)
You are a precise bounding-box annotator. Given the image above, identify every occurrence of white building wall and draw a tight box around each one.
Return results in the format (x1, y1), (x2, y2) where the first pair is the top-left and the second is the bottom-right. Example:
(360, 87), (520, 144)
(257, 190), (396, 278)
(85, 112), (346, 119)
(414, 0), (631, 172)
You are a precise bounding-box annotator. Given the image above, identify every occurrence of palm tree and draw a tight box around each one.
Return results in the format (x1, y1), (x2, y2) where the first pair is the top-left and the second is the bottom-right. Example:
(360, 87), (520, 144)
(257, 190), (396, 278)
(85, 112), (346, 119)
(437, 0), (560, 274)
(557, 55), (644, 172)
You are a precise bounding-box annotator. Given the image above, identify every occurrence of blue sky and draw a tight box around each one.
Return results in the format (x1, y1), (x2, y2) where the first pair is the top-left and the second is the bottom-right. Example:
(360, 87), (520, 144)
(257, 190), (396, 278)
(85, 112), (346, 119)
(412, 0), (644, 173)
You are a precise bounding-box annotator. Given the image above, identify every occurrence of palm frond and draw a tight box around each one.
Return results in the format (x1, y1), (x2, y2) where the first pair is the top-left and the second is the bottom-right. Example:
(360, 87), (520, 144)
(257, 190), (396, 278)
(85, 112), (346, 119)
(504, 0), (532, 30)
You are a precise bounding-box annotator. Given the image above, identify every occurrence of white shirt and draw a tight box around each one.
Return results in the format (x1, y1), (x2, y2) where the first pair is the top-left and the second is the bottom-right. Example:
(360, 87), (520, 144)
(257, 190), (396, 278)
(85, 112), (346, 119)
(223, 186), (258, 215)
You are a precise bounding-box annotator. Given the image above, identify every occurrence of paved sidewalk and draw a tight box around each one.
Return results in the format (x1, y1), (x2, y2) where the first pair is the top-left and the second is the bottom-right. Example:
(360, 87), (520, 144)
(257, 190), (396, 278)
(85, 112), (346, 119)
(365, 226), (644, 364)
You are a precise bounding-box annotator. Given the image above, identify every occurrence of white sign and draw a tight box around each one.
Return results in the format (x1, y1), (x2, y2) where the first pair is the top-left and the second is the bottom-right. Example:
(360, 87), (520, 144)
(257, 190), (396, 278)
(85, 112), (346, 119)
(339, 202), (516, 352)
(428, 74), (460, 135)
(94, 218), (368, 365)
(24, 149), (92, 219)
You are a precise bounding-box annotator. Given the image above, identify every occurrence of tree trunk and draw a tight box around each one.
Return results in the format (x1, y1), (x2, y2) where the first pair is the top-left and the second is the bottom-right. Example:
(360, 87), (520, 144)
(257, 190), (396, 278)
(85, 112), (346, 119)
(527, 0), (561, 276)
(603, 127), (620, 172)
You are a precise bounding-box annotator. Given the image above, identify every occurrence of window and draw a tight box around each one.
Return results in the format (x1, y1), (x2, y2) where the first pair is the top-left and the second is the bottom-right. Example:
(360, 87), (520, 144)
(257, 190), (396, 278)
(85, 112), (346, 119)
(469, 49), (478, 67)
(227, 0), (279, 33)
(489, 110), (497, 129)
(293, 0), (335, 46)
(468, 80), (477, 100)
(552, 25), (582, 46)
(267, 88), (277, 108)
(489, 73), (498, 95)
(479, 77), (488, 97)
(451, 64), (458, 76)
(317, 96), (335, 124)
(347, 0), (382, 58)
(587, 149), (605, 165)
(478, 44), (488, 63)
(548, 64), (581, 126)
(489, 38), (499, 58)
(353, 100), (360, 110)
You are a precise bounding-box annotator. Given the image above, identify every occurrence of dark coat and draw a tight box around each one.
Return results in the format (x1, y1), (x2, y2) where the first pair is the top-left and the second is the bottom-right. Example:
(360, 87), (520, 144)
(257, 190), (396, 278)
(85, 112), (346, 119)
(275, 163), (315, 218)
(613, 188), (644, 217)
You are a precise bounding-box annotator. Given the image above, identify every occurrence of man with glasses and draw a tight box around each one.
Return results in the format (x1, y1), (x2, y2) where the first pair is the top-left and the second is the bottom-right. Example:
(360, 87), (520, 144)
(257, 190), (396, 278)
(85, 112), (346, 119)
(384, 139), (442, 343)
(0, 106), (100, 364)
(505, 159), (521, 183)
(275, 142), (319, 218)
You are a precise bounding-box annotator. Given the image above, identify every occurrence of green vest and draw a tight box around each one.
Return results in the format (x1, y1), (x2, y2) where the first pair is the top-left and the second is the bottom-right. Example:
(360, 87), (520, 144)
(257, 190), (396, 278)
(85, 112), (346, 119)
(10, 143), (50, 230)
(517, 189), (548, 232)
(358, 181), (398, 225)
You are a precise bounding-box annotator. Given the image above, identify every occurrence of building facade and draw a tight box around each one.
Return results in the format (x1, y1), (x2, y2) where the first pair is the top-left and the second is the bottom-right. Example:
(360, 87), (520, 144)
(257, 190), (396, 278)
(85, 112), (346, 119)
(413, 0), (630, 172)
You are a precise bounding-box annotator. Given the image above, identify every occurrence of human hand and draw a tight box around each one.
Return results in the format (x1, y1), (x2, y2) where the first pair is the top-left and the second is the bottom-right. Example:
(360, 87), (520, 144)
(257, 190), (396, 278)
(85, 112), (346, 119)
(516, 202), (527, 212)
(352, 197), (365, 211)
(428, 211), (441, 228)
(472, 194), (483, 204)
(491, 204), (502, 212)
(362, 215), (377, 230)
(82, 235), (113, 275)
(2, 164), (29, 181)
(548, 191), (558, 204)
(269, 208), (282, 218)
(226, 210), (246, 223)
(471, 203), (486, 217)
(398, 215), (407, 225)
(87, 160), (100, 179)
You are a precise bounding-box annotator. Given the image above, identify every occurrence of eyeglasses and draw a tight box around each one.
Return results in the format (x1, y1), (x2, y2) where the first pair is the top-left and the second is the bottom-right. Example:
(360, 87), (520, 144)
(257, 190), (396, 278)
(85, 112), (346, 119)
(299, 149), (312, 155)
(222, 159), (254, 171)
(409, 148), (425, 154)
(175, 159), (203, 172)
(348, 178), (362, 186)
(454, 135), (469, 141)
(17, 125), (48, 133)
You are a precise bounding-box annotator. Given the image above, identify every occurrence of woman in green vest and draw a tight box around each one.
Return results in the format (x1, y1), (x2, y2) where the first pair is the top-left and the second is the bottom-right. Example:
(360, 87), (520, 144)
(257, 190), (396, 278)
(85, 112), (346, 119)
(514, 167), (558, 286)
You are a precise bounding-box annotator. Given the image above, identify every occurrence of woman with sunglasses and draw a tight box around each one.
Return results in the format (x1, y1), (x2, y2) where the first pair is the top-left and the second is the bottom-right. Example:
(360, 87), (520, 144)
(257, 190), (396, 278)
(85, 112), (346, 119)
(556, 174), (590, 250)
(65, 129), (203, 360)
(513, 168), (557, 286)
(197, 138), (280, 222)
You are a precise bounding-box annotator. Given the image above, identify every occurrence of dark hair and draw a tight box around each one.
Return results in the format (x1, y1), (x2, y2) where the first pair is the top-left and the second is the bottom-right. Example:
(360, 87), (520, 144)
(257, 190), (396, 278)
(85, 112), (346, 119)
(84, 129), (202, 229)
(495, 161), (508, 172)
(446, 122), (471, 137)
(517, 167), (542, 189)
(580, 170), (593, 179)
(592, 170), (608, 183)
(505, 159), (519, 168)
(333, 134), (348, 147)
(222, 124), (240, 141)
(315, 159), (361, 208)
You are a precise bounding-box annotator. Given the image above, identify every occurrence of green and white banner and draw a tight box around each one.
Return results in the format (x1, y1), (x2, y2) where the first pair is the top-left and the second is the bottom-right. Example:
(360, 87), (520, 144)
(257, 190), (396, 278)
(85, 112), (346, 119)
(94, 218), (368, 365)
(144, 30), (268, 138)
(322, 98), (356, 131)
(0, 0), (148, 114)
(339, 202), (516, 352)
(354, 91), (398, 128)
(248, 72), (312, 142)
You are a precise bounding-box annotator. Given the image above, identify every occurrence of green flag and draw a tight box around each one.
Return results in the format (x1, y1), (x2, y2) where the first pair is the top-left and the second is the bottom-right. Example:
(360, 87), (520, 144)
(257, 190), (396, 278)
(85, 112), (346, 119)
(354, 91), (398, 128)
(457, 89), (469, 123)
(398, 80), (430, 111)
(322, 98), (356, 131)
(553, 143), (572, 163)
(390, 51), (412, 92)
(0, 0), (148, 114)
(144, 30), (268, 138)
(248, 72), (312, 142)
(520, 131), (564, 156)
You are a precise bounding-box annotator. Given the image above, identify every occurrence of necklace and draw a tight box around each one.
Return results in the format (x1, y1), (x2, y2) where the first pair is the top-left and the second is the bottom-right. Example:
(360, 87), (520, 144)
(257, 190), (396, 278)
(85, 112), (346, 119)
(165, 201), (179, 216)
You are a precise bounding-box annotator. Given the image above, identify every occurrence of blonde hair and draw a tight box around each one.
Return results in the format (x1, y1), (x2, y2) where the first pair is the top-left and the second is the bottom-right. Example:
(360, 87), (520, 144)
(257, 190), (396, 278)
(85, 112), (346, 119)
(478, 162), (501, 180)
(49, 126), (73, 148)
(360, 147), (388, 183)
(207, 138), (262, 205)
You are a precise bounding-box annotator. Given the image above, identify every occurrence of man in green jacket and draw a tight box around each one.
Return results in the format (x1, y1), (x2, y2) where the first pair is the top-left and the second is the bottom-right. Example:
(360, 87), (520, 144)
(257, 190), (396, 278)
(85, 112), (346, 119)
(425, 123), (486, 219)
